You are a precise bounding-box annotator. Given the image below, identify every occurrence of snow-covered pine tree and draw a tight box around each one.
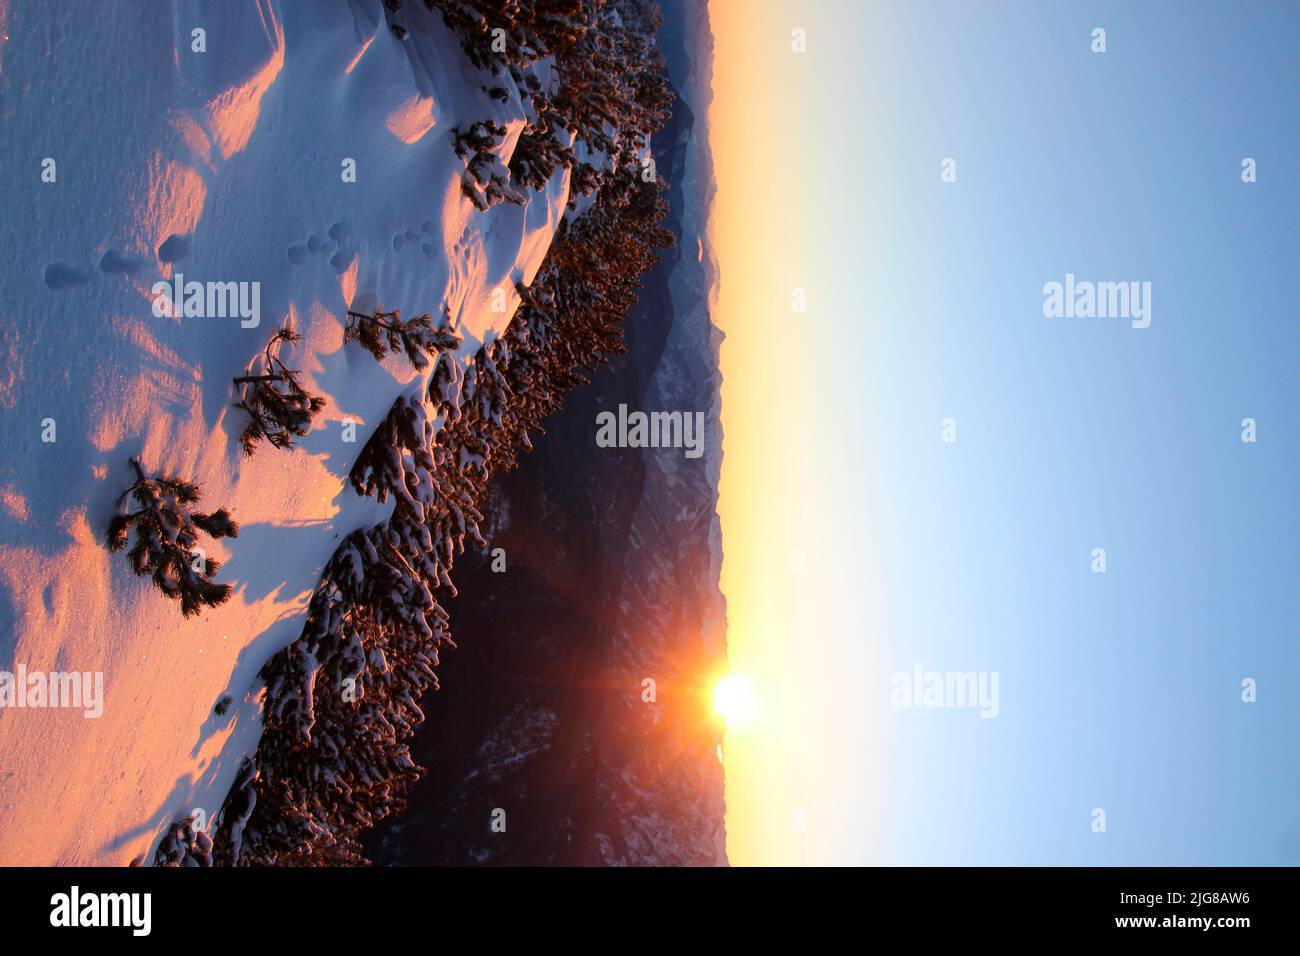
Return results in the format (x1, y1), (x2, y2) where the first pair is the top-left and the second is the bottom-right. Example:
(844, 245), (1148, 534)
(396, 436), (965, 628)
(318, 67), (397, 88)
(451, 121), (526, 211)
(106, 458), (239, 618)
(208, 518), (458, 863)
(344, 306), (461, 370)
(232, 325), (326, 456)
(418, 0), (589, 72)
(153, 813), (214, 866)
(429, 0), (672, 207)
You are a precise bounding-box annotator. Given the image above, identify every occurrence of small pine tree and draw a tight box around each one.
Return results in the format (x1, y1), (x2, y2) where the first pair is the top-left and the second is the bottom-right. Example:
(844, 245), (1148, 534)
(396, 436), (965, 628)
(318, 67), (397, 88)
(106, 458), (239, 617)
(345, 307), (461, 370)
(232, 326), (326, 456)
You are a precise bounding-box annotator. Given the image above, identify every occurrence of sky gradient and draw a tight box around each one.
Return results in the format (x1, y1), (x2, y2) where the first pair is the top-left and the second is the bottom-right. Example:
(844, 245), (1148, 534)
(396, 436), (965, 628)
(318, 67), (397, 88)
(709, 0), (1298, 866)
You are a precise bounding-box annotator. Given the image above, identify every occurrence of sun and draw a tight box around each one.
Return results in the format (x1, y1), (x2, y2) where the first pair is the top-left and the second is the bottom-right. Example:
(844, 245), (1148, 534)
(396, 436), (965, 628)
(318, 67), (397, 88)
(712, 674), (755, 728)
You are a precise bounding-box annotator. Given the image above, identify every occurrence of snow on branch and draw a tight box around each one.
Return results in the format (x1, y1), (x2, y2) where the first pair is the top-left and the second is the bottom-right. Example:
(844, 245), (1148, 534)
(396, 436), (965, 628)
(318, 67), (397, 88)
(232, 325), (326, 456)
(344, 307), (461, 371)
(105, 458), (239, 618)
(451, 121), (526, 211)
(154, 813), (214, 867)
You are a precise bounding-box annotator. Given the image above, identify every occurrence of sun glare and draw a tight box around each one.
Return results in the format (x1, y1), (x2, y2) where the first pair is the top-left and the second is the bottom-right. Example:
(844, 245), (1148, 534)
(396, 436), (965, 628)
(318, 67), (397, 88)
(712, 674), (755, 728)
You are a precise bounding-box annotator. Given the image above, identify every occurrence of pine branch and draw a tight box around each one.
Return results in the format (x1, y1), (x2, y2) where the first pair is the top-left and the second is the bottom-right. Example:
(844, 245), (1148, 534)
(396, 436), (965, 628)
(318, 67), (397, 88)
(232, 325), (326, 456)
(344, 308), (461, 371)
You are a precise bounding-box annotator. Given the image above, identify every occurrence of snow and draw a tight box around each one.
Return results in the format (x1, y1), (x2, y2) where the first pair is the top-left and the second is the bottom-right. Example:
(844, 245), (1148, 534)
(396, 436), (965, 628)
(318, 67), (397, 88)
(0, 0), (568, 865)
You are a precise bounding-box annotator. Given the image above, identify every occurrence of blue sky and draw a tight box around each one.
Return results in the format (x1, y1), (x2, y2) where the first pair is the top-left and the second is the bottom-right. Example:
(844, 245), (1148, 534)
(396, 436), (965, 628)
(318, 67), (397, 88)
(858, 0), (1297, 865)
(714, 0), (1297, 864)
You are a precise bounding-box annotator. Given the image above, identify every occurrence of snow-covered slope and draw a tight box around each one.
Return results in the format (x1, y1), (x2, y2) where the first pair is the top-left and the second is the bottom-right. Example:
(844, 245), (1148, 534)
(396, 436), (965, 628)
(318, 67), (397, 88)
(363, 0), (725, 867)
(0, 0), (568, 865)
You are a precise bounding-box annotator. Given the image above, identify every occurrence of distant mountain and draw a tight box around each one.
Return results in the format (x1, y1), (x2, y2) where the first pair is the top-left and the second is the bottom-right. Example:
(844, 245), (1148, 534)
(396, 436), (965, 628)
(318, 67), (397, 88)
(364, 0), (726, 866)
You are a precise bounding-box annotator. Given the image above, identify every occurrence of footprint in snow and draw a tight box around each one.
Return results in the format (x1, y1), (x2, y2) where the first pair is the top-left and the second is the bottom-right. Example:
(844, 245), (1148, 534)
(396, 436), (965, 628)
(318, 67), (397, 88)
(99, 249), (142, 275)
(44, 262), (92, 290)
(393, 223), (439, 256)
(287, 222), (355, 271)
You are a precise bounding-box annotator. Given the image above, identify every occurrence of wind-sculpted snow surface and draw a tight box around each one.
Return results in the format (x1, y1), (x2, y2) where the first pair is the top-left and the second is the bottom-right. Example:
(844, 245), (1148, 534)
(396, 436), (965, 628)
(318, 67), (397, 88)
(0, 0), (572, 865)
